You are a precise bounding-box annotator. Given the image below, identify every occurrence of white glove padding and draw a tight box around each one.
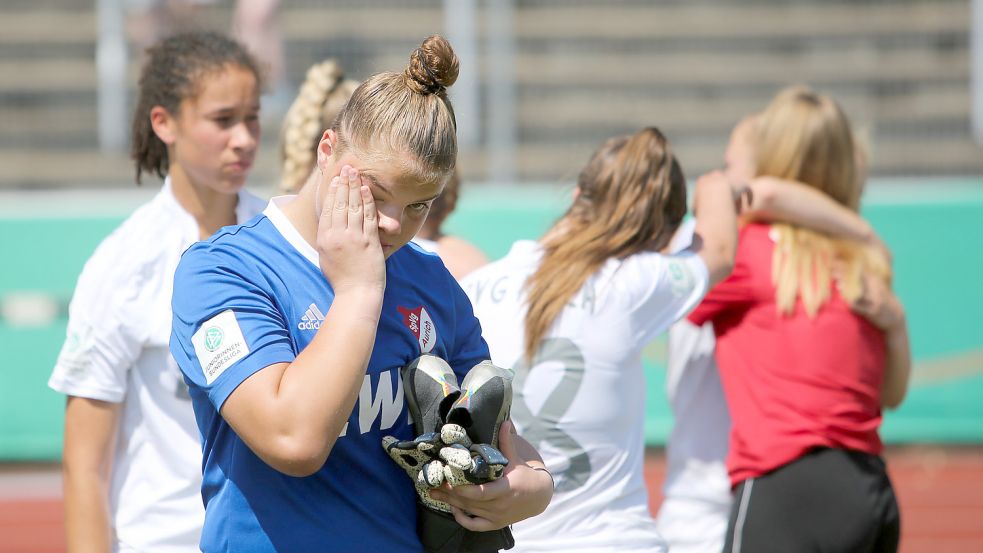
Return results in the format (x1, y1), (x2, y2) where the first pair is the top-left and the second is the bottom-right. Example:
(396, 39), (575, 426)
(437, 443), (509, 486)
(440, 423), (472, 448)
(383, 424), (508, 505)
(429, 424), (506, 485)
(383, 434), (453, 513)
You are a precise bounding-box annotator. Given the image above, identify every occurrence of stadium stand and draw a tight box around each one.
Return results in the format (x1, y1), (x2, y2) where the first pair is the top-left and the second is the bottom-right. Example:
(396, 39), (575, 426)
(0, 0), (980, 189)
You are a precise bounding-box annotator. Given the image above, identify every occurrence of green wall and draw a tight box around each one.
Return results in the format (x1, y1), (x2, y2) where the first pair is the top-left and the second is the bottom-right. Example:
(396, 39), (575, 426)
(1, 181), (981, 460)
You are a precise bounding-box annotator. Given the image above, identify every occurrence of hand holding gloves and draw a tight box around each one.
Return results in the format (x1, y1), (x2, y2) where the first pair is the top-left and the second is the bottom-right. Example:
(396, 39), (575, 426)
(383, 355), (515, 552)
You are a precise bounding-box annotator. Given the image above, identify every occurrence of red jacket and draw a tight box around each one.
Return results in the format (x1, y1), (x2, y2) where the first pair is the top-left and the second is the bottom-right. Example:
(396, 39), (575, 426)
(690, 223), (886, 487)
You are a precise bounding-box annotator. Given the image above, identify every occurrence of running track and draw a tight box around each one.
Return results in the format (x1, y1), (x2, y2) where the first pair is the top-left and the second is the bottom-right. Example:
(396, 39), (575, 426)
(2, 447), (982, 552)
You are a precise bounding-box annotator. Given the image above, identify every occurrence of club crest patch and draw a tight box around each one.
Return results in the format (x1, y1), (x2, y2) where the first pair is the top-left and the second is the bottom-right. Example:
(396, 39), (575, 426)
(667, 259), (696, 298)
(397, 305), (436, 353)
(54, 325), (95, 378)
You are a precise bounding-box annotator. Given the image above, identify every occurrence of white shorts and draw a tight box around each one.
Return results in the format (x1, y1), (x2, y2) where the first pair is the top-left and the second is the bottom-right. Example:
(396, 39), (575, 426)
(654, 496), (731, 553)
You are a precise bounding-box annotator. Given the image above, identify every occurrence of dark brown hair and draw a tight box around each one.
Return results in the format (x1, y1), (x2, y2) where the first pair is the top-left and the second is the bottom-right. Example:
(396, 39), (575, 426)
(130, 31), (263, 183)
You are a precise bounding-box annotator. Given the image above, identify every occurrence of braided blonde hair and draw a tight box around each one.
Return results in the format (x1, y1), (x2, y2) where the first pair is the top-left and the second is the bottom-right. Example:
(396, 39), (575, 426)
(278, 60), (359, 193)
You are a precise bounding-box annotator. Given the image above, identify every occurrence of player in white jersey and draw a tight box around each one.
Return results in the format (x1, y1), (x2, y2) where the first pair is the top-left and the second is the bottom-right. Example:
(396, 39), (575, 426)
(48, 32), (265, 552)
(656, 225), (732, 553)
(462, 127), (740, 552)
(655, 115), (892, 553)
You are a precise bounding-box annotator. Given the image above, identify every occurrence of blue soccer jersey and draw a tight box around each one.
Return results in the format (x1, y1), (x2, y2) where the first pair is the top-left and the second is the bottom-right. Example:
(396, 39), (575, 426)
(170, 199), (489, 552)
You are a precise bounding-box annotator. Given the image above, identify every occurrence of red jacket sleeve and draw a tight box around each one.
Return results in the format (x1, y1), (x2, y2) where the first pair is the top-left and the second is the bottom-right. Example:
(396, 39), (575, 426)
(688, 224), (763, 326)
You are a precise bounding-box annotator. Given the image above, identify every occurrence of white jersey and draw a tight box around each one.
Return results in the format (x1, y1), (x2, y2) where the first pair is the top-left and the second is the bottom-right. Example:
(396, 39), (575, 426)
(660, 321), (731, 503)
(654, 219), (732, 553)
(48, 179), (265, 553)
(462, 240), (708, 553)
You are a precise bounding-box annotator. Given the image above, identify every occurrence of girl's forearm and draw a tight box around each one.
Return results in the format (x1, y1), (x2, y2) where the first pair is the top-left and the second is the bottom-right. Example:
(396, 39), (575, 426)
(62, 397), (119, 553)
(747, 177), (874, 243)
(63, 469), (113, 553)
(881, 306), (911, 409)
(220, 288), (383, 476)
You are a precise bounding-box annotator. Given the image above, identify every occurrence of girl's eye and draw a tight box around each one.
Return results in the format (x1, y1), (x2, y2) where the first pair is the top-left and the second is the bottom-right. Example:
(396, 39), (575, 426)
(213, 116), (234, 127)
(409, 202), (430, 214)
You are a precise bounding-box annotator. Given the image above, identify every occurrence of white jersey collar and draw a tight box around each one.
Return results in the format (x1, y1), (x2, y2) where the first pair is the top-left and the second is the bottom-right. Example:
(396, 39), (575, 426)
(158, 177), (199, 243)
(507, 239), (541, 259)
(264, 196), (320, 267)
(159, 177), (260, 237)
(411, 236), (439, 254)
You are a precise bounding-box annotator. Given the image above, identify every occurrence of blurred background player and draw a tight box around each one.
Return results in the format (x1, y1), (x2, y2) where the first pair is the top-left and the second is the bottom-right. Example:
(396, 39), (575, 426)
(47, 31), (266, 552)
(655, 114), (894, 553)
(412, 169), (489, 279)
(232, 0), (289, 115)
(277, 59), (359, 196)
(168, 35), (553, 551)
(125, 0), (217, 50)
(278, 58), (488, 280)
(462, 127), (739, 553)
(688, 85), (911, 553)
(126, 0), (288, 117)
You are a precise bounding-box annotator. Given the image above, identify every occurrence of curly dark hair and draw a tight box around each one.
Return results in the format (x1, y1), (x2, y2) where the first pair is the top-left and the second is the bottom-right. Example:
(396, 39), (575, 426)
(130, 31), (263, 183)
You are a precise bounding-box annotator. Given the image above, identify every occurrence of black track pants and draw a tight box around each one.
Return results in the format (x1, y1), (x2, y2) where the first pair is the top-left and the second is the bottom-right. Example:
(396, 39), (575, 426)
(722, 448), (900, 553)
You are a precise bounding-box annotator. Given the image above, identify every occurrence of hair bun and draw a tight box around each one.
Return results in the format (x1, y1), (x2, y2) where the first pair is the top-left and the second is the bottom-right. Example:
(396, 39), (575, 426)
(405, 35), (459, 95)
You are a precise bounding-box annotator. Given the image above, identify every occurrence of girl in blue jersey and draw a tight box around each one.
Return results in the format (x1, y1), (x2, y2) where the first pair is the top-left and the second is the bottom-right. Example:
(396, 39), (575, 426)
(170, 35), (552, 552)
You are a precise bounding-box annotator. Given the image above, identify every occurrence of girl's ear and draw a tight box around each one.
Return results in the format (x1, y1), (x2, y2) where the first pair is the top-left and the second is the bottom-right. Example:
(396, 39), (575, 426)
(316, 129), (338, 172)
(150, 106), (177, 145)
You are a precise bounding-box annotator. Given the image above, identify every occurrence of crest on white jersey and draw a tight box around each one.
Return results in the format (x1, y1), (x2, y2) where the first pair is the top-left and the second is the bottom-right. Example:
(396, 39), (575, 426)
(667, 259), (696, 298)
(397, 305), (436, 353)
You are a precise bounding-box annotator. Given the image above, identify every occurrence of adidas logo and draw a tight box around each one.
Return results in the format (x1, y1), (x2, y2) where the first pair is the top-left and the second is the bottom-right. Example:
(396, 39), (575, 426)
(298, 303), (325, 330)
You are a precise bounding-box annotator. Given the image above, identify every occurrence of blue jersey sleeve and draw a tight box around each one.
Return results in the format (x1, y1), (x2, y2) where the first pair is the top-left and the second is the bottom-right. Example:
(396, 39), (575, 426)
(170, 243), (296, 411)
(447, 274), (491, 380)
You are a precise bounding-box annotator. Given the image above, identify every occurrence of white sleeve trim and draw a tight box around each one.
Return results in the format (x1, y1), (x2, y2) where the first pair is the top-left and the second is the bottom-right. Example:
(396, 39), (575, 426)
(47, 375), (125, 403)
(679, 253), (711, 308)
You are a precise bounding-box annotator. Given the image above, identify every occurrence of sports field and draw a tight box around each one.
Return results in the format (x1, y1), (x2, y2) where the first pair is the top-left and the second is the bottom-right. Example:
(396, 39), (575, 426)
(3, 447), (983, 553)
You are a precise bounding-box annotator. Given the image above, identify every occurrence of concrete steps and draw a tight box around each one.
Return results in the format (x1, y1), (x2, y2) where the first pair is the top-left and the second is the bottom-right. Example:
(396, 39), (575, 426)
(0, 0), (979, 189)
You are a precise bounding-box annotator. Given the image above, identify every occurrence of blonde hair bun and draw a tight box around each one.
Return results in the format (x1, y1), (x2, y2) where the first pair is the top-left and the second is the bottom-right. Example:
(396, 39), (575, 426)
(404, 35), (459, 95)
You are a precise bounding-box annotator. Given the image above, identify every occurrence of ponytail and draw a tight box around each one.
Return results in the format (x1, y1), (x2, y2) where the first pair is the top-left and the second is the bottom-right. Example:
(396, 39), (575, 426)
(523, 127), (686, 360)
